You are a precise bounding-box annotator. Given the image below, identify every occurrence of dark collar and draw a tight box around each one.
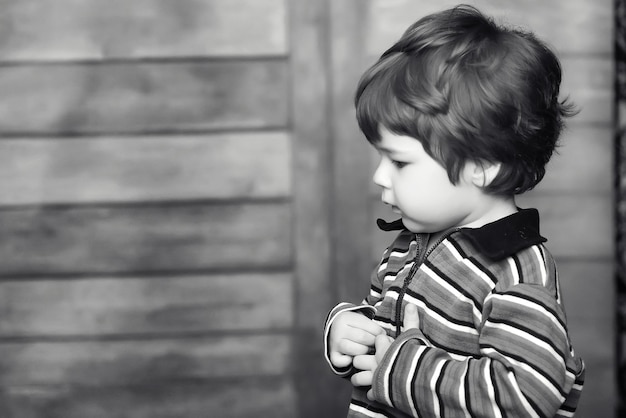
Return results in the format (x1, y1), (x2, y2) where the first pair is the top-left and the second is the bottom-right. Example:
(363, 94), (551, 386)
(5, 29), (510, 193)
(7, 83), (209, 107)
(376, 208), (546, 261)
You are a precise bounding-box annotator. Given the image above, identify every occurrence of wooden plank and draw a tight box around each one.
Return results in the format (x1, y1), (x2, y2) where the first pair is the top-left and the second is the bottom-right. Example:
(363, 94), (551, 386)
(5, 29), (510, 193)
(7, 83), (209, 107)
(0, 378), (297, 418)
(557, 263), (614, 414)
(535, 125), (612, 193)
(0, 0), (287, 60)
(0, 132), (290, 205)
(0, 202), (291, 275)
(331, 0), (375, 305)
(0, 334), (291, 385)
(0, 60), (288, 134)
(557, 260), (614, 319)
(561, 56), (613, 125)
(290, 0), (332, 336)
(556, 260), (614, 417)
(518, 193), (613, 259)
(366, 0), (612, 57)
(574, 360), (616, 417)
(290, 1), (338, 417)
(0, 273), (292, 336)
(566, 315), (616, 417)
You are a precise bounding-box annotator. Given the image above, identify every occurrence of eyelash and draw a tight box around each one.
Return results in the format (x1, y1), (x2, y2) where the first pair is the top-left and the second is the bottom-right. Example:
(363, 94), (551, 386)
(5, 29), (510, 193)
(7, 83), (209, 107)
(391, 160), (408, 169)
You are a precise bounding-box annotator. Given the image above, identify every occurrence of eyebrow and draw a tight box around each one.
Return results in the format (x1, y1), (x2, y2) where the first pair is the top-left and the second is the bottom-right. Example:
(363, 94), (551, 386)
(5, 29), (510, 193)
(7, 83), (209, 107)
(375, 144), (407, 155)
(374, 145), (397, 154)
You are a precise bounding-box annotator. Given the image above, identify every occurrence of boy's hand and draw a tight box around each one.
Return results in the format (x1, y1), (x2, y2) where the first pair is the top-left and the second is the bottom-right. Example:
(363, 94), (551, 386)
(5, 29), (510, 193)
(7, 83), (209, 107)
(351, 333), (394, 399)
(328, 311), (385, 369)
(351, 304), (420, 400)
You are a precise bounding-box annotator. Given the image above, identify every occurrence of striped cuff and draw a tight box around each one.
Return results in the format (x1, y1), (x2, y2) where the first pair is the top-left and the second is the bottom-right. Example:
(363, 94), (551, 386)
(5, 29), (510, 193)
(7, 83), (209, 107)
(371, 328), (428, 409)
(323, 302), (377, 376)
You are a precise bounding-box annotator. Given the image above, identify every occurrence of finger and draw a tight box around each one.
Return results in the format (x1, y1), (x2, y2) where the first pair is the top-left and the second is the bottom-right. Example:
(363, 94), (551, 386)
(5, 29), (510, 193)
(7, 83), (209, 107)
(374, 334), (393, 363)
(329, 351), (352, 368)
(402, 303), (420, 331)
(351, 370), (373, 387)
(375, 333), (393, 350)
(338, 339), (372, 356)
(367, 389), (375, 401)
(345, 327), (378, 346)
(348, 316), (386, 337)
(352, 354), (377, 371)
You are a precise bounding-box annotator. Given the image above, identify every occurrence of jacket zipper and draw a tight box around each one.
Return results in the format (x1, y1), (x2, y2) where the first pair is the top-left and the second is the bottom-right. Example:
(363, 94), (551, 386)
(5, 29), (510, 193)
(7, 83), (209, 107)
(394, 228), (461, 337)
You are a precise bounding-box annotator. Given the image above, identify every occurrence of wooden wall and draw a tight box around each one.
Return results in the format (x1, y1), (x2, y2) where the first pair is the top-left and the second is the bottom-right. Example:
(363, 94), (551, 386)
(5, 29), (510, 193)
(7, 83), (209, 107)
(0, 0), (615, 417)
(0, 0), (304, 417)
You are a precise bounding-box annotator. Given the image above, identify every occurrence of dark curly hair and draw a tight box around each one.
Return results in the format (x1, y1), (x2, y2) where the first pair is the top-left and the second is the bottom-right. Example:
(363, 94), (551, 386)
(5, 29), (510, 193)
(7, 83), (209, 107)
(355, 4), (577, 195)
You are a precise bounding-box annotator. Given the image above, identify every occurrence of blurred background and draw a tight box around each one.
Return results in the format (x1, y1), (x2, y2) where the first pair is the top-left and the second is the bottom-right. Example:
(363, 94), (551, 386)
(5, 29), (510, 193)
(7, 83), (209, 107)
(0, 0), (616, 416)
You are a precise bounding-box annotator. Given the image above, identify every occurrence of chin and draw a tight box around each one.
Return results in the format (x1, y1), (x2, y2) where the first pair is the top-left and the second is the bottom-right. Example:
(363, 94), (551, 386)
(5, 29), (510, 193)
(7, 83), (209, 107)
(401, 219), (427, 233)
(402, 218), (440, 234)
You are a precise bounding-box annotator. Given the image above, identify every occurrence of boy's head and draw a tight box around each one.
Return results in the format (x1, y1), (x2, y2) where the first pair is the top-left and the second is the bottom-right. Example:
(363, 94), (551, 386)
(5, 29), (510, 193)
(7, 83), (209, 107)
(356, 4), (576, 196)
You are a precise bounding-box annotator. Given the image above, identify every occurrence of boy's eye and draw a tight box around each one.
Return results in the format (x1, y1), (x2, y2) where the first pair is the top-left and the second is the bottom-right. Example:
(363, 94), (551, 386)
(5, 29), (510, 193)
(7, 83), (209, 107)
(392, 160), (409, 169)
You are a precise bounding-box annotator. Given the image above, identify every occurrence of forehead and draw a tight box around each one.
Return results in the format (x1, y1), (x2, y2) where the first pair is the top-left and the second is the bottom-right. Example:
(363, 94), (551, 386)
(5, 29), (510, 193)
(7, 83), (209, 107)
(376, 126), (425, 154)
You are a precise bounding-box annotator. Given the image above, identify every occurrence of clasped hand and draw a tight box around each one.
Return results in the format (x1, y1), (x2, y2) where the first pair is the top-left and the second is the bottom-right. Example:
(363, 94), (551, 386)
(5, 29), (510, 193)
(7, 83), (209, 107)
(329, 304), (420, 401)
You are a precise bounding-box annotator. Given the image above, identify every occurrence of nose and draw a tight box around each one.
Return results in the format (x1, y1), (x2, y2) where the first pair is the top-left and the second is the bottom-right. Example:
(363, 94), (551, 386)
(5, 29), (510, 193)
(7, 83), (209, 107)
(373, 158), (390, 189)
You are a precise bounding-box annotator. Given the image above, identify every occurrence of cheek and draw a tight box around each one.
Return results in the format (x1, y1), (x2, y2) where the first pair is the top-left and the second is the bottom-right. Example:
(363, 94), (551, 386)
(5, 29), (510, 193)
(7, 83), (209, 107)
(391, 171), (425, 201)
(396, 167), (457, 201)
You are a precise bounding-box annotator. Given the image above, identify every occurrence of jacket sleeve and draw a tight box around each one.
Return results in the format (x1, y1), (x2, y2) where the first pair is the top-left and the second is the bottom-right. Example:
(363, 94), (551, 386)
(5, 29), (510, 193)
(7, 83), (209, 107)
(323, 302), (377, 376)
(370, 283), (584, 418)
(323, 245), (393, 375)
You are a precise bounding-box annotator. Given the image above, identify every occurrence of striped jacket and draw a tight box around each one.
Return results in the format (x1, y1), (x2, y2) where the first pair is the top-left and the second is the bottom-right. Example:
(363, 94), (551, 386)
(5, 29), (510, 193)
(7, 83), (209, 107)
(324, 209), (585, 417)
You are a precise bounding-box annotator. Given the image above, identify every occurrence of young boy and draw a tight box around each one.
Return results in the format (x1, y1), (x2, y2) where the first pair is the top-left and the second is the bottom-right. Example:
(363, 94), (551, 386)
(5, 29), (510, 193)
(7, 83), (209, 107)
(324, 5), (585, 418)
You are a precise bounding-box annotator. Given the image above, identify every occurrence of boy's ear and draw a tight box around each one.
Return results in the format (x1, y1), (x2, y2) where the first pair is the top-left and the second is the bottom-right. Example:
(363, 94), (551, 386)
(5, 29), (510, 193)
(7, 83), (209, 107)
(467, 161), (501, 188)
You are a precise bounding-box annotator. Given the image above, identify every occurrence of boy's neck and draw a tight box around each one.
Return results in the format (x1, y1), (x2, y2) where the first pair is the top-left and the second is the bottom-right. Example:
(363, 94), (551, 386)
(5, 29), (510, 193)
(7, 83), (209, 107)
(462, 195), (518, 230)
(427, 196), (517, 245)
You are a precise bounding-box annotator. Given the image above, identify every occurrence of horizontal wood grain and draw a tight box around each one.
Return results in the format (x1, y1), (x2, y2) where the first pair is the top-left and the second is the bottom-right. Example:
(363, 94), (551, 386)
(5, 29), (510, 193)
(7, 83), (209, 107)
(574, 360), (616, 417)
(552, 262), (614, 417)
(518, 193), (613, 259)
(366, 0), (612, 57)
(565, 314), (616, 417)
(0, 273), (292, 336)
(0, 0), (287, 60)
(0, 334), (291, 385)
(290, 0), (334, 335)
(568, 313), (613, 371)
(557, 260), (614, 319)
(534, 125), (612, 193)
(0, 202), (291, 275)
(0, 132), (291, 205)
(0, 60), (288, 134)
(561, 56), (613, 125)
(0, 378), (296, 418)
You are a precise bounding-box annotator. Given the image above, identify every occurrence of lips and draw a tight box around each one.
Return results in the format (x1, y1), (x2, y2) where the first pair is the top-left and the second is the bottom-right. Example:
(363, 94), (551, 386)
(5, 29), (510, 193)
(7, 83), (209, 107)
(382, 198), (401, 214)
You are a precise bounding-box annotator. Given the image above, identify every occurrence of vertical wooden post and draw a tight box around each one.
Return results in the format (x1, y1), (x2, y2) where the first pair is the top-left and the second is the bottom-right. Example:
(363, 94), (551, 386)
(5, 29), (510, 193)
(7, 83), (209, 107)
(290, 0), (331, 333)
(330, 0), (374, 304)
(289, 0), (341, 416)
